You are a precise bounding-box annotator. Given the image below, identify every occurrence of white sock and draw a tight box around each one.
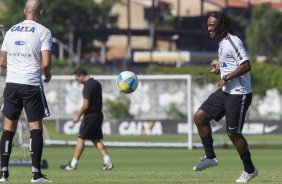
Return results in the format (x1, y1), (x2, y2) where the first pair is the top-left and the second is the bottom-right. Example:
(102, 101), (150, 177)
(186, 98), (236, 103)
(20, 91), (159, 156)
(71, 158), (78, 167)
(103, 155), (111, 164)
(1, 167), (8, 172)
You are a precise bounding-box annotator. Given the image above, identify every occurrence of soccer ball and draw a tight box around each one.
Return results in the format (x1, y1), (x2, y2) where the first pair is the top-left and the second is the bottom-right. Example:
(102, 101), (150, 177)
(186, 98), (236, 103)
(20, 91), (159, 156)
(116, 71), (138, 94)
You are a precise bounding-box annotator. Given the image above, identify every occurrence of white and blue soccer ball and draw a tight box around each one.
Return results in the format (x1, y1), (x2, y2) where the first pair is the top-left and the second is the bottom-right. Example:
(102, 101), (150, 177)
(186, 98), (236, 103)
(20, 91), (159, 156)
(116, 71), (138, 94)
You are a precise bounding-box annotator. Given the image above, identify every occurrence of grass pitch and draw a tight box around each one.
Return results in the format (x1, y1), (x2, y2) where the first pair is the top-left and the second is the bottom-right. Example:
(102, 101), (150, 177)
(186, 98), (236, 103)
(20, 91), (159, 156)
(6, 147), (282, 183)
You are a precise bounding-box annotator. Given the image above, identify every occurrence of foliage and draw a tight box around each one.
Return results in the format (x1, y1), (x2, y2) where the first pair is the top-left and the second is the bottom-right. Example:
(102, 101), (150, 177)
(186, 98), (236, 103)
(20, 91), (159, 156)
(51, 59), (104, 75)
(246, 3), (282, 63)
(0, 0), (25, 29)
(146, 62), (282, 96)
(41, 0), (119, 42)
(0, 0), (119, 56)
(146, 64), (220, 84)
(103, 95), (131, 119)
(252, 62), (282, 96)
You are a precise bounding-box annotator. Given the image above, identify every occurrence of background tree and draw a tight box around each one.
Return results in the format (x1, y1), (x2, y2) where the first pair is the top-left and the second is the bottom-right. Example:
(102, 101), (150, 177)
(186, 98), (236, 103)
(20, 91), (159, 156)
(0, 0), (25, 29)
(0, 0), (119, 64)
(246, 3), (282, 64)
(41, 0), (118, 42)
(41, 0), (118, 64)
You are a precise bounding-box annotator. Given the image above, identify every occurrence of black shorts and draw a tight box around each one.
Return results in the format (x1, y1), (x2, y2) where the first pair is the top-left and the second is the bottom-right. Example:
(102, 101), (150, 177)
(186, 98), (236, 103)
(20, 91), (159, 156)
(78, 112), (104, 140)
(200, 89), (252, 133)
(1, 83), (50, 122)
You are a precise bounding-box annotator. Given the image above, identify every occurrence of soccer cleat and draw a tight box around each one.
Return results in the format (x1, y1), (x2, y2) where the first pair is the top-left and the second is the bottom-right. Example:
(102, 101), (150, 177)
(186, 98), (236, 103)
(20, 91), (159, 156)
(0, 171), (9, 182)
(60, 164), (77, 171)
(236, 169), (258, 183)
(31, 172), (52, 183)
(103, 162), (113, 171)
(193, 156), (219, 171)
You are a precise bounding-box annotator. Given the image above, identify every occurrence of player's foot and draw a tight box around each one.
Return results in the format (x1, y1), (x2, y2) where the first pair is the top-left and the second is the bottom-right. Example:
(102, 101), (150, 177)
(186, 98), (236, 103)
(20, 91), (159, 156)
(103, 162), (113, 171)
(60, 163), (77, 171)
(0, 171), (9, 182)
(193, 156), (219, 171)
(236, 168), (258, 183)
(31, 172), (52, 183)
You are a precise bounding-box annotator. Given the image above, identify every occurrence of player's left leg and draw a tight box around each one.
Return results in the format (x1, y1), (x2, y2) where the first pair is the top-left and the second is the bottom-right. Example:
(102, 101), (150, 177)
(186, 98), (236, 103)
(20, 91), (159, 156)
(225, 93), (257, 183)
(93, 140), (113, 171)
(0, 117), (17, 182)
(1, 83), (22, 182)
(228, 133), (258, 183)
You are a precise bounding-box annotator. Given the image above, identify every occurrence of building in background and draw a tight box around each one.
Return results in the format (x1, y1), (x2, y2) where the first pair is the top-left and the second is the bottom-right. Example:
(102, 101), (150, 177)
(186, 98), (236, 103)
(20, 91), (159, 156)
(105, 0), (282, 63)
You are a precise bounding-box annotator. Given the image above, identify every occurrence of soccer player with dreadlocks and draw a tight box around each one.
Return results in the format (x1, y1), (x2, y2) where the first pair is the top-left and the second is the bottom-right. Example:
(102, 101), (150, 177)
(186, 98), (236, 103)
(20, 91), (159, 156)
(192, 11), (258, 183)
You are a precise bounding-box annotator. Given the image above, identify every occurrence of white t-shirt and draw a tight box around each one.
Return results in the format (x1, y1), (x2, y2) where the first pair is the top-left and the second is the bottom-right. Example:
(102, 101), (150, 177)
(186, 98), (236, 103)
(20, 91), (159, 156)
(1, 20), (52, 86)
(219, 33), (252, 94)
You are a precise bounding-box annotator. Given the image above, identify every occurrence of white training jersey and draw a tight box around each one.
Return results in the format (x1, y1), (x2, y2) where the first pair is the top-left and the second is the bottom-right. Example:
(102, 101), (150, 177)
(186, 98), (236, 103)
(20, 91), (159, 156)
(1, 20), (52, 86)
(219, 33), (252, 94)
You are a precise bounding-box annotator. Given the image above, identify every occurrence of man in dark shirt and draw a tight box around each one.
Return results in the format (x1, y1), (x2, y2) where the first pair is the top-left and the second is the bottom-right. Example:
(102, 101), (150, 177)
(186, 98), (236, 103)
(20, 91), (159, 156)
(61, 67), (113, 171)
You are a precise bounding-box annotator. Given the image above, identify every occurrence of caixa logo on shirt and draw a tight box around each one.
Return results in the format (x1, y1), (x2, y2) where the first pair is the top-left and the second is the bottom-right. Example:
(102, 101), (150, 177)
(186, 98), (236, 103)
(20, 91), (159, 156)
(15, 41), (25, 46)
(8, 52), (32, 57)
(11, 26), (35, 33)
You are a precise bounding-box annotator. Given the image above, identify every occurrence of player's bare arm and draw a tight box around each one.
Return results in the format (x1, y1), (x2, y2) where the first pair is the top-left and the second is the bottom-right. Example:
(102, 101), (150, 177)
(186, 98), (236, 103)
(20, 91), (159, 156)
(210, 59), (220, 74)
(218, 60), (251, 88)
(41, 50), (52, 83)
(0, 51), (7, 68)
(73, 98), (89, 123)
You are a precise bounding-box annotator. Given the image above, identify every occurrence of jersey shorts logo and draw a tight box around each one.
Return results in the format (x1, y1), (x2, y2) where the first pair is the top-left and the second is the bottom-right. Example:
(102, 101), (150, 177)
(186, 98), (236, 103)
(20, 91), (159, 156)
(8, 52), (32, 57)
(15, 41), (25, 46)
(11, 26), (35, 33)
(228, 126), (237, 130)
(221, 62), (227, 68)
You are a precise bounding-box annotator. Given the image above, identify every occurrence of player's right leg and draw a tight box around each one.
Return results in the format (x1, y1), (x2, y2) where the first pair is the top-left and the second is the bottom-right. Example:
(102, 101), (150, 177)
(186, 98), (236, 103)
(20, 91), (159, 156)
(60, 138), (85, 170)
(193, 90), (225, 171)
(24, 84), (52, 182)
(97, 142), (113, 172)
(193, 110), (218, 171)
(93, 140), (113, 171)
(29, 122), (52, 183)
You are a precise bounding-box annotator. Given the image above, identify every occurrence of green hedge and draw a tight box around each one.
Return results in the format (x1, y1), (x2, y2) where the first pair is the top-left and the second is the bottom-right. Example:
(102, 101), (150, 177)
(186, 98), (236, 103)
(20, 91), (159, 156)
(51, 58), (104, 75)
(146, 63), (282, 96)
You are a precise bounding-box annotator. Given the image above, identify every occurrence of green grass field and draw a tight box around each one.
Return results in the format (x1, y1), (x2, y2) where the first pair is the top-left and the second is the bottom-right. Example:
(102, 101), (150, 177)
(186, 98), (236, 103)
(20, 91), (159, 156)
(6, 147), (282, 183)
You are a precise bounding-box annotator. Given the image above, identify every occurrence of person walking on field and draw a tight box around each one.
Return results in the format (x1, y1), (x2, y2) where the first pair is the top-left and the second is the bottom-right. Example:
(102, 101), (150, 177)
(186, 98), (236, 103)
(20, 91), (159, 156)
(60, 67), (113, 171)
(0, 0), (52, 182)
(192, 11), (258, 183)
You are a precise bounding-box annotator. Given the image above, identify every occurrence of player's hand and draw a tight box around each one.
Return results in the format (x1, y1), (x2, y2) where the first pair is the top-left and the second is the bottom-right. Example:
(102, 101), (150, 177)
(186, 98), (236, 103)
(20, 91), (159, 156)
(210, 59), (220, 74)
(44, 72), (52, 83)
(73, 116), (80, 123)
(218, 79), (226, 89)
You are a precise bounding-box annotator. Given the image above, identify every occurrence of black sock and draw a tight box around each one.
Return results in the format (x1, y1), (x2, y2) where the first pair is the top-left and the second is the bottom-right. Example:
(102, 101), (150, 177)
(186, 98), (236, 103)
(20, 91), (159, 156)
(201, 136), (216, 159)
(0, 130), (15, 171)
(30, 129), (43, 173)
(240, 151), (255, 174)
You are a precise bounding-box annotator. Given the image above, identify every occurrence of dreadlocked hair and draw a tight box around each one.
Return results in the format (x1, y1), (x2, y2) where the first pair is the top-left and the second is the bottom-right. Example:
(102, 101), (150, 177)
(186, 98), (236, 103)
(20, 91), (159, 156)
(209, 11), (234, 40)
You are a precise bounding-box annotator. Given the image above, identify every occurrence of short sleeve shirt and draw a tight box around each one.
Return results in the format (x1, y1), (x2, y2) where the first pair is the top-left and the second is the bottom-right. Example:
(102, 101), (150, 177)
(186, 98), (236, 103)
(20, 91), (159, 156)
(219, 33), (252, 94)
(83, 78), (103, 114)
(1, 20), (52, 86)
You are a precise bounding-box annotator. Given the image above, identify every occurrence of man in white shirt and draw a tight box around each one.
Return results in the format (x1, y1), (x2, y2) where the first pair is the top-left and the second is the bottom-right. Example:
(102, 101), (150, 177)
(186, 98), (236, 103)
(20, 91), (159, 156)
(0, 0), (52, 182)
(192, 11), (258, 183)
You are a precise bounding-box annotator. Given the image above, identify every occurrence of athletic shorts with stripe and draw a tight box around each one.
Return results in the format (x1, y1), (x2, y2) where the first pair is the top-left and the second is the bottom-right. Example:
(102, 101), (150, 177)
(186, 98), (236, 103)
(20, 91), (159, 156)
(199, 89), (252, 133)
(1, 83), (50, 122)
(78, 112), (104, 140)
